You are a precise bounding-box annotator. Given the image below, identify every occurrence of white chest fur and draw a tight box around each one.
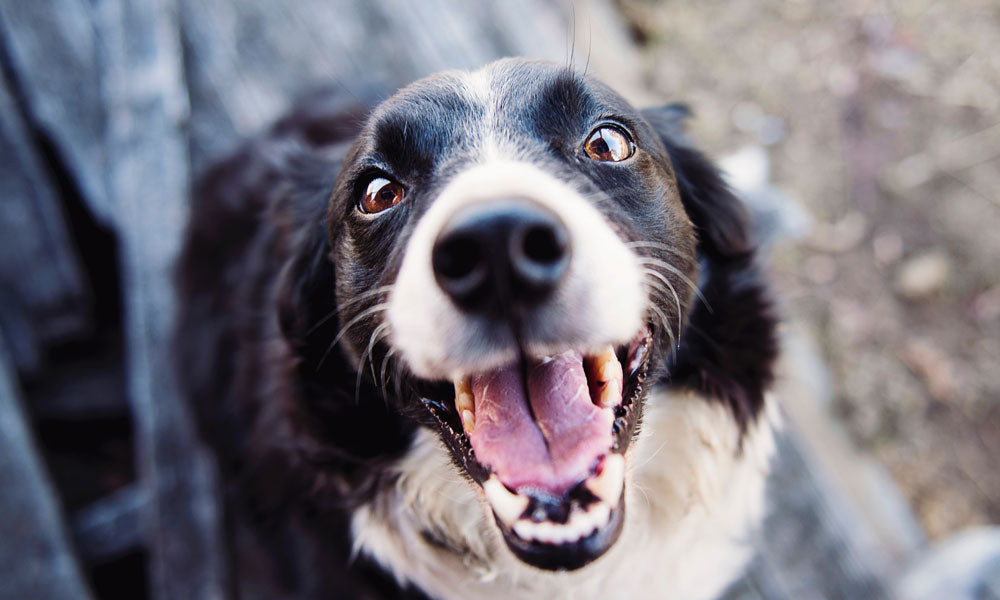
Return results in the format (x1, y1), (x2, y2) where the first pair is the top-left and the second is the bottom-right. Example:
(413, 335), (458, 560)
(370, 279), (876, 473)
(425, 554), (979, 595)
(352, 390), (778, 600)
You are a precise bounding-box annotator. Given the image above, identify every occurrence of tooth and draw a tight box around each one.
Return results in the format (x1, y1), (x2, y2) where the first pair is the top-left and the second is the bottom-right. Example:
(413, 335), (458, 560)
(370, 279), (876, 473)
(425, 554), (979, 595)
(454, 377), (475, 428)
(586, 454), (625, 506)
(461, 409), (476, 433)
(483, 476), (529, 525)
(534, 521), (556, 543)
(586, 347), (622, 408)
(593, 502), (612, 527)
(585, 346), (616, 382)
(597, 379), (620, 408)
(513, 520), (532, 540)
(596, 346), (618, 381)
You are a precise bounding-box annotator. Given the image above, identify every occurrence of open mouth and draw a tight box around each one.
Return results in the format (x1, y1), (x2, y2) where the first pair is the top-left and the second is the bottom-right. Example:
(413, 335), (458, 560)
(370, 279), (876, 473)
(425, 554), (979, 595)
(419, 328), (653, 571)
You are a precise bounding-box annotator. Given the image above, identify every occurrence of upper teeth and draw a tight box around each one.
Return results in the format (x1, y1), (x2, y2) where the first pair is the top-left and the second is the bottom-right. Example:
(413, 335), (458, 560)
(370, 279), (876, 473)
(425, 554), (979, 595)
(585, 346), (622, 409)
(454, 377), (475, 433)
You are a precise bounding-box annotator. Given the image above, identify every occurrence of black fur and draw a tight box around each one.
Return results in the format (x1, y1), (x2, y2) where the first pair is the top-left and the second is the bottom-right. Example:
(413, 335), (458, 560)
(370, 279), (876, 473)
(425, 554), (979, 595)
(175, 63), (776, 598)
(642, 105), (778, 430)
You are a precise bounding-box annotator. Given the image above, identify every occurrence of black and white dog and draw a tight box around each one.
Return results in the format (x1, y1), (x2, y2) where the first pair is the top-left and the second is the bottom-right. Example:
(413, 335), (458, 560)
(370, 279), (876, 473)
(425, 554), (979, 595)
(176, 58), (779, 600)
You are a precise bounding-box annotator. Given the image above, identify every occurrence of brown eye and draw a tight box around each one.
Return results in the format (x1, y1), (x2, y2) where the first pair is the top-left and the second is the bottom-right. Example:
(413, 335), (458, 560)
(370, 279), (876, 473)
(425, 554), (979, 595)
(360, 177), (405, 214)
(584, 126), (635, 162)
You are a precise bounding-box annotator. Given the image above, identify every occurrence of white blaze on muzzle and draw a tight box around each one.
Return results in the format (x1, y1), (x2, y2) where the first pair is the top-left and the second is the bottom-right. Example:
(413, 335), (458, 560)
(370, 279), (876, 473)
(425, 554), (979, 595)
(388, 160), (645, 379)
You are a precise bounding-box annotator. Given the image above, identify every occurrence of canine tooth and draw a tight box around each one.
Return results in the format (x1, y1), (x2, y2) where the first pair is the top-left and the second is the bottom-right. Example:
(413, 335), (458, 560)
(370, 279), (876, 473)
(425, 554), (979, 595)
(592, 502), (612, 527)
(454, 377), (474, 412)
(483, 476), (529, 525)
(585, 346), (617, 382)
(586, 454), (625, 505)
(597, 378), (621, 408)
(461, 409), (476, 433)
(454, 377), (475, 433)
(597, 346), (618, 381)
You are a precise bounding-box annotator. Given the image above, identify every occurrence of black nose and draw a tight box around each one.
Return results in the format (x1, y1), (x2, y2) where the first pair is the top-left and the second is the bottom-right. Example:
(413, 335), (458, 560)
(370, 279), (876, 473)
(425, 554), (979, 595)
(432, 200), (570, 313)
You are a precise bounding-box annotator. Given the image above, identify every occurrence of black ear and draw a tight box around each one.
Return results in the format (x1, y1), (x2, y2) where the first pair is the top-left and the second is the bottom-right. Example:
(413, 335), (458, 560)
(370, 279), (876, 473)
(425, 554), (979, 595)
(276, 221), (340, 377)
(641, 104), (778, 432)
(641, 104), (751, 260)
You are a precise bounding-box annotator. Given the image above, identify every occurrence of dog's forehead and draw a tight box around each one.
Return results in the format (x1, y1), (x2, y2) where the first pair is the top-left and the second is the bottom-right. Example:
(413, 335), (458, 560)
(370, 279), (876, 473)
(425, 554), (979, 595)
(366, 60), (634, 165)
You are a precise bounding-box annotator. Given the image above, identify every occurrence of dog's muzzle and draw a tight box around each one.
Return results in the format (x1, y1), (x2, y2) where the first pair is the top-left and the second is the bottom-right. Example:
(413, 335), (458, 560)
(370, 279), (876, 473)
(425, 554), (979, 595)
(387, 161), (651, 570)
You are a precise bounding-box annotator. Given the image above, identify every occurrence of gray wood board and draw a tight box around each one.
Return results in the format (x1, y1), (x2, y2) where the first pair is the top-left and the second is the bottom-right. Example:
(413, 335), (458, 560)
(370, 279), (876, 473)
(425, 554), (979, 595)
(0, 0), (112, 226)
(0, 65), (90, 374)
(95, 0), (229, 597)
(729, 430), (891, 600)
(0, 339), (94, 600)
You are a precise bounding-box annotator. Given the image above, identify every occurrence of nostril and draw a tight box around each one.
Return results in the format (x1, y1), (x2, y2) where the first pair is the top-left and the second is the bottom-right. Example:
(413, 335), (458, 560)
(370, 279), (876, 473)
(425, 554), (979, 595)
(521, 224), (566, 266)
(510, 217), (570, 292)
(432, 233), (489, 305)
(434, 235), (481, 281)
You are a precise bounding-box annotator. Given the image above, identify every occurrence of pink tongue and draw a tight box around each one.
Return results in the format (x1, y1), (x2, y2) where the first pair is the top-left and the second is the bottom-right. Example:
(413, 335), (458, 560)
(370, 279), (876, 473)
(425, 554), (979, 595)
(468, 350), (614, 495)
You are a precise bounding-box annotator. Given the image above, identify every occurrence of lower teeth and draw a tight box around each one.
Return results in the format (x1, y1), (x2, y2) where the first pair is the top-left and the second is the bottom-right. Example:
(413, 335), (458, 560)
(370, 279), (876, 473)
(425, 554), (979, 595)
(511, 501), (612, 545)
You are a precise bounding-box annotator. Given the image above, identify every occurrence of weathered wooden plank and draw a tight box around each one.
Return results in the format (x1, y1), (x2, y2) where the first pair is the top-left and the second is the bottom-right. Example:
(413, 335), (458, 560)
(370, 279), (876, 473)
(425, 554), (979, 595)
(27, 351), (127, 420)
(95, 0), (228, 597)
(177, 0), (641, 168)
(0, 0), (112, 226)
(718, 432), (893, 600)
(0, 339), (94, 600)
(0, 65), (90, 374)
(752, 431), (891, 600)
(72, 484), (148, 563)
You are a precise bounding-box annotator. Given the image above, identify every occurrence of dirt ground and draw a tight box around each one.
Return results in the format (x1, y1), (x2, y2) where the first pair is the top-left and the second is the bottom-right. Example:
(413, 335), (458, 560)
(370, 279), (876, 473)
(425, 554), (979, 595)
(616, 0), (1000, 540)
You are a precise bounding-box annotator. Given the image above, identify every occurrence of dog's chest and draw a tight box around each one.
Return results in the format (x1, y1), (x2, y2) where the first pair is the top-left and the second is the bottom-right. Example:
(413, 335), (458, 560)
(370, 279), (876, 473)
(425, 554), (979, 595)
(351, 389), (776, 600)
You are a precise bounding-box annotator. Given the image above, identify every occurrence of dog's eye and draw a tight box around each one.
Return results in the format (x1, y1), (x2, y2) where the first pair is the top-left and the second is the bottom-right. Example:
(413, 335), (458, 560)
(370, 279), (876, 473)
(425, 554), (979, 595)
(584, 126), (634, 162)
(360, 177), (405, 214)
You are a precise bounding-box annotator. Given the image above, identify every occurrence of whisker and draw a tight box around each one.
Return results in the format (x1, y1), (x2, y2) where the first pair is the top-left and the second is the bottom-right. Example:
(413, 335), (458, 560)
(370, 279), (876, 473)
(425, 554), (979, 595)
(306, 285), (394, 336)
(379, 347), (398, 401)
(642, 268), (683, 338)
(625, 240), (688, 257)
(316, 303), (389, 371)
(365, 322), (391, 382)
(637, 439), (670, 470)
(393, 357), (405, 404)
(355, 322), (391, 403)
(646, 300), (676, 351)
(637, 257), (713, 313)
(640, 276), (677, 346)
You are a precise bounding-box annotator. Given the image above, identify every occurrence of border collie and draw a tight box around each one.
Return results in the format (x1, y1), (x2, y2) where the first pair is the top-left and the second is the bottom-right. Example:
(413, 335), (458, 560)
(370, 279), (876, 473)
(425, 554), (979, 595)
(176, 58), (779, 600)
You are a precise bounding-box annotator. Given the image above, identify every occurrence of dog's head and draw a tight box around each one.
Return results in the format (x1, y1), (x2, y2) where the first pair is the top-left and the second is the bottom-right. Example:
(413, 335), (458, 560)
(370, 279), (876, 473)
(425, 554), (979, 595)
(284, 58), (757, 571)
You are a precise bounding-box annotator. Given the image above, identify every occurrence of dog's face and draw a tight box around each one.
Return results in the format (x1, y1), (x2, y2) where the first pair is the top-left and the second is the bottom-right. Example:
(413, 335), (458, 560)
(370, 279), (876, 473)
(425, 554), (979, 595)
(325, 59), (698, 570)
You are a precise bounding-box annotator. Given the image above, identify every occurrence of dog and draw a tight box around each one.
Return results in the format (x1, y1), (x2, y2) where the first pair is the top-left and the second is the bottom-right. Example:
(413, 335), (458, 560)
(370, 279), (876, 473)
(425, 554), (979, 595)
(176, 58), (779, 600)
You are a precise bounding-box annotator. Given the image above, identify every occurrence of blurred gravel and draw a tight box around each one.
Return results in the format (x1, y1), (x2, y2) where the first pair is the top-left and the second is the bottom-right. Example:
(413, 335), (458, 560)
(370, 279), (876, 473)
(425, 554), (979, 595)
(616, 0), (1000, 539)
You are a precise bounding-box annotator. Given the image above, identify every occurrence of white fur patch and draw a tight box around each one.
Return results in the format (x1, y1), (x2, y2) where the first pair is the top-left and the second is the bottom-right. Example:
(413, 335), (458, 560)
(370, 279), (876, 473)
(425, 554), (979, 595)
(352, 390), (779, 600)
(387, 160), (645, 379)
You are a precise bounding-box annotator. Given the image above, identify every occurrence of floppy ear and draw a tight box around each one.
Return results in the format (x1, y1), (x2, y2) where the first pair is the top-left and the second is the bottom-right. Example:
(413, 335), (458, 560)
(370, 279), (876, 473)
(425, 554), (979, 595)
(641, 104), (777, 432)
(276, 220), (342, 381)
(641, 104), (751, 260)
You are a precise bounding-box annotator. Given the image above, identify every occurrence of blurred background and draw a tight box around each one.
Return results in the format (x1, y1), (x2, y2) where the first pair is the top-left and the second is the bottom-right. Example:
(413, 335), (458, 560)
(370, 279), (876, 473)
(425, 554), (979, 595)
(0, 0), (996, 599)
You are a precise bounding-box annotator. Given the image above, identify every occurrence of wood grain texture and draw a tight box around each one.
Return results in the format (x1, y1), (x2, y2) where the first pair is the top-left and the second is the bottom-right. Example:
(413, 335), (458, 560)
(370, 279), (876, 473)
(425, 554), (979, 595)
(0, 339), (94, 600)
